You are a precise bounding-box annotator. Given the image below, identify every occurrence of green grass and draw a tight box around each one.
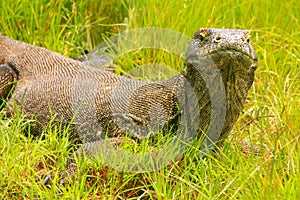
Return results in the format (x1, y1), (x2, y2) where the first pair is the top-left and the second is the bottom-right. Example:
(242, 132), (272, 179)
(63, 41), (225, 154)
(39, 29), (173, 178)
(1, 0), (300, 199)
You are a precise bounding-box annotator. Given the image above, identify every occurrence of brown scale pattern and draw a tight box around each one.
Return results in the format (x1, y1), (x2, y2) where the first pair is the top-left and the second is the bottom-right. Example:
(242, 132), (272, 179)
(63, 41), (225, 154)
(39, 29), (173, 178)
(0, 28), (257, 179)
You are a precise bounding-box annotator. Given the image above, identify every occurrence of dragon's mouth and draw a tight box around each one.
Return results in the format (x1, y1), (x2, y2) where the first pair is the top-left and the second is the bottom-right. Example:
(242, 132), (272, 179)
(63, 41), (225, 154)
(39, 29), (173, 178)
(185, 44), (258, 102)
(186, 42), (257, 65)
(209, 46), (257, 61)
(209, 48), (258, 71)
(210, 48), (257, 89)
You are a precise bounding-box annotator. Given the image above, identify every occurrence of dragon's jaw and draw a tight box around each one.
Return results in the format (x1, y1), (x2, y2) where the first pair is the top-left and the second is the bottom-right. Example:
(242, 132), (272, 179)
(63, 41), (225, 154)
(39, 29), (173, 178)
(180, 28), (258, 144)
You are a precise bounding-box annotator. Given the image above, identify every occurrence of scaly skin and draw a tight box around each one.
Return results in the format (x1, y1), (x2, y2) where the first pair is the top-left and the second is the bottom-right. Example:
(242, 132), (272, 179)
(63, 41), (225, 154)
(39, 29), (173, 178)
(0, 28), (257, 184)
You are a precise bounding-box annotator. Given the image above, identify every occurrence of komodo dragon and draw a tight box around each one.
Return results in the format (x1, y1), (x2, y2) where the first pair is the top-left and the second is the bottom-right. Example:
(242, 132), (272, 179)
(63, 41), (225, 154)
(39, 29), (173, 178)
(0, 28), (258, 180)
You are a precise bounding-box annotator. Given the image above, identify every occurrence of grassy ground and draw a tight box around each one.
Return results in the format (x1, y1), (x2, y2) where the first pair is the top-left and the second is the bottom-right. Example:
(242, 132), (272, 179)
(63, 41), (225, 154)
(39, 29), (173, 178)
(0, 0), (300, 199)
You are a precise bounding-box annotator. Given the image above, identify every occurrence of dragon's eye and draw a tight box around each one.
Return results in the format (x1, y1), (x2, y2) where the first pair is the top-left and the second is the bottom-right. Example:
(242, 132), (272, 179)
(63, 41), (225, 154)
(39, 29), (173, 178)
(242, 31), (251, 43)
(241, 36), (250, 43)
(194, 32), (205, 41)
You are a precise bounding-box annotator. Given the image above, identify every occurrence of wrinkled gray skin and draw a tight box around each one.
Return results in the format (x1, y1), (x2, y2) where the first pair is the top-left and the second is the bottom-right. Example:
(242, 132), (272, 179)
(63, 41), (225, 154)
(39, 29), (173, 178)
(0, 28), (257, 185)
(79, 28), (258, 145)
